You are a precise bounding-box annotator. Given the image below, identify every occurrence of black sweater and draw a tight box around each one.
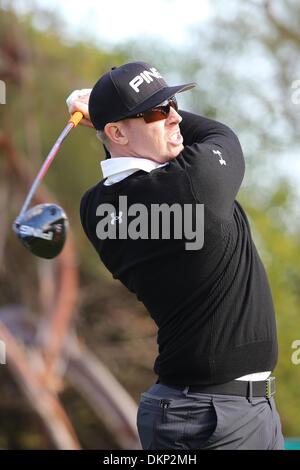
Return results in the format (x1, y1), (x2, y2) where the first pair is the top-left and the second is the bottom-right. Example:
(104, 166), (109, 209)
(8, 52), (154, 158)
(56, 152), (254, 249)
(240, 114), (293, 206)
(80, 110), (278, 385)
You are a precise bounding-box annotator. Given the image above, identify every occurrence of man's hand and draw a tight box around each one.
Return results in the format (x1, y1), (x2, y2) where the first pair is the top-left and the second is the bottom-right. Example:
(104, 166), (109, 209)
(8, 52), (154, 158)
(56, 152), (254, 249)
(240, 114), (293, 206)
(66, 89), (94, 128)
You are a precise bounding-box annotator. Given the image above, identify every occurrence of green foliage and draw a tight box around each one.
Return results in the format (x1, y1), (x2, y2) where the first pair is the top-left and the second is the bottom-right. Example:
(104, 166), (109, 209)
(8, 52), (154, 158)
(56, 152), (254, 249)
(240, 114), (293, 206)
(240, 188), (300, 436)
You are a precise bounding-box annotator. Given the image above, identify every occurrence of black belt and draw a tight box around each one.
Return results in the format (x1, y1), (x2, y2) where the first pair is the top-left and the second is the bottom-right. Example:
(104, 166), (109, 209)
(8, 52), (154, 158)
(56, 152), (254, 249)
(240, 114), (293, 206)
(158, 376), (276, 400)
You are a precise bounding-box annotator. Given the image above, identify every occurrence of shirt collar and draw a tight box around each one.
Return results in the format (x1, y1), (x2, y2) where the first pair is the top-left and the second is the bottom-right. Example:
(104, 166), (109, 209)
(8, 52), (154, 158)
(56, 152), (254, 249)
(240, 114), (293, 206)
(100, 156), (168, 179)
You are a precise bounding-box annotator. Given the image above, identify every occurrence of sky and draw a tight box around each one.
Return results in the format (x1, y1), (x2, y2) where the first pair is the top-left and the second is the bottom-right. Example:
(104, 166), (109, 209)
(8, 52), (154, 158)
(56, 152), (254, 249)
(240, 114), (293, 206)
(7, 0), (213, 47)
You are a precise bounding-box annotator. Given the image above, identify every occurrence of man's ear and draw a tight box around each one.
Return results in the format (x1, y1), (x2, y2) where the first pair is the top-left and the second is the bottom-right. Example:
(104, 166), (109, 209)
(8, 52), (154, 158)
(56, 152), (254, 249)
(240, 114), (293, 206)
(104, 122), (128, 145)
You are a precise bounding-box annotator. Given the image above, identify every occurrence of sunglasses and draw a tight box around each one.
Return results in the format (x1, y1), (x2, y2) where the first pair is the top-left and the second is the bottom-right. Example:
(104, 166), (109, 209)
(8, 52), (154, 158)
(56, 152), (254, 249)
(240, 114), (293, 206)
(127, 97), (178, 123)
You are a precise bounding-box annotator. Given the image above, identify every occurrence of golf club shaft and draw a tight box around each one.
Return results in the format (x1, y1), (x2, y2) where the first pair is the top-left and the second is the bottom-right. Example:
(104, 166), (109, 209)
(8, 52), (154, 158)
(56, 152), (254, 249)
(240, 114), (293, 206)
(14, 112), (83, 226)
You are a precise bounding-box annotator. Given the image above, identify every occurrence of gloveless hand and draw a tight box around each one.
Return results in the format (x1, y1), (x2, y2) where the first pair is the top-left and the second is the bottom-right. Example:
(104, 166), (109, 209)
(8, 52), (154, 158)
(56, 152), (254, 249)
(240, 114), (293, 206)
(66, 89), (94, 128)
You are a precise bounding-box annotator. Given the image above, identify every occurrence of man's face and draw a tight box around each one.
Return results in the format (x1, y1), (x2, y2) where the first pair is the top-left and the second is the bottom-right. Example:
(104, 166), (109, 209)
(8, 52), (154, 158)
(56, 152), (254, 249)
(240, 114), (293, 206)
(121, 105), (184, 163)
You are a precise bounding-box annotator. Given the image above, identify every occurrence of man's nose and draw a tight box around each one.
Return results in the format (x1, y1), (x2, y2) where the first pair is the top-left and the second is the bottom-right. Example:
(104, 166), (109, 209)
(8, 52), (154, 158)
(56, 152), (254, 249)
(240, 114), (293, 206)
(166, 106), (182, 125)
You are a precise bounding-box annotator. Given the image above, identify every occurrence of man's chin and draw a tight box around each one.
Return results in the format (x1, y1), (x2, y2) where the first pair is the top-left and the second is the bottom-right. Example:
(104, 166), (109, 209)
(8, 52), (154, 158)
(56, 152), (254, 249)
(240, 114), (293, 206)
(168, 142), (184, 158)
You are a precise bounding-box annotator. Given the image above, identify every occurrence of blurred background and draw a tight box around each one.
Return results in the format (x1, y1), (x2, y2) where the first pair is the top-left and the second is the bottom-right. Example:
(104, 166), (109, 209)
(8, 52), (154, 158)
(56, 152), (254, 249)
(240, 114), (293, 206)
(0, 0), (299, 450)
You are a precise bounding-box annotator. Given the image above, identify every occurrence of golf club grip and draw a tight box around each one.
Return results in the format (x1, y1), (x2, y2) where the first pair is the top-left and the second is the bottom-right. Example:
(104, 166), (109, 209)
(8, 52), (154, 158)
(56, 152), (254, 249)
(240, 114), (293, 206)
(68, 111), (83, 127)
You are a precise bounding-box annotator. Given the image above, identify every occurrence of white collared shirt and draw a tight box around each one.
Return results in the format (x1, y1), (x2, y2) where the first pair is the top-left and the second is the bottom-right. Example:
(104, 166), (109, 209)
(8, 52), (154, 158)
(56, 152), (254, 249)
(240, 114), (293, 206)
(235, 371), (271, 381)
(100, 156), (271, 383)
(101, 156), (169, 186)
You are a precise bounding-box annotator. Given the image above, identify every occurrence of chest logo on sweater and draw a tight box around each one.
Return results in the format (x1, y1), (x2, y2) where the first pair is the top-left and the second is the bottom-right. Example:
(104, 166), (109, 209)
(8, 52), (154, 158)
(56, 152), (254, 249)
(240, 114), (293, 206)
(212, 149), (226, 166)
(111, 212), (123, 225)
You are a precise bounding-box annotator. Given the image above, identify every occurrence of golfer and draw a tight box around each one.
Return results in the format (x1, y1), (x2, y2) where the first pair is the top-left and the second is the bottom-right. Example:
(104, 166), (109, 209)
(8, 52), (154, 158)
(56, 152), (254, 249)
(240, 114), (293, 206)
(67, 61), (284, 450)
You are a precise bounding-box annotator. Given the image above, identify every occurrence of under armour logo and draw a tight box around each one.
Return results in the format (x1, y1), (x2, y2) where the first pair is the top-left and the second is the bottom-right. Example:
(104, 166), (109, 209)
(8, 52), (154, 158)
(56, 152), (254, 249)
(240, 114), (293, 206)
(212, 149), (226, 166)
(110, 212), (123, 225)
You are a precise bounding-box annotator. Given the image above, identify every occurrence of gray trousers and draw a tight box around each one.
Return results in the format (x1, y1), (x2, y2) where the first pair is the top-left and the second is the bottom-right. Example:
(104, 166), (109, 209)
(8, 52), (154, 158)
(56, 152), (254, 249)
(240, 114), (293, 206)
(137, 383), (284, 450)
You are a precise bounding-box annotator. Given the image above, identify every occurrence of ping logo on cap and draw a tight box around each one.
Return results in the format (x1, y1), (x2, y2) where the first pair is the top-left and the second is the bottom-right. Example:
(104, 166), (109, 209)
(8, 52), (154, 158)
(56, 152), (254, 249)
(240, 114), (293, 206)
(129, 67), (163, 93)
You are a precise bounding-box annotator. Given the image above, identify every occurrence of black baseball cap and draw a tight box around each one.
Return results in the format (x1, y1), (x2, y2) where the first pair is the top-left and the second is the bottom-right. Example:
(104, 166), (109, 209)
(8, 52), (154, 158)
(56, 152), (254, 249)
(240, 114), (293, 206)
(88, 61), (196, 130)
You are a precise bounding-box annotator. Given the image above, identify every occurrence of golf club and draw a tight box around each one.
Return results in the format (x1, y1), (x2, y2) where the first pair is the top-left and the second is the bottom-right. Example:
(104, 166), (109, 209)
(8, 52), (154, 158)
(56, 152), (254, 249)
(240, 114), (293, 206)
(13, 111), (83, 259)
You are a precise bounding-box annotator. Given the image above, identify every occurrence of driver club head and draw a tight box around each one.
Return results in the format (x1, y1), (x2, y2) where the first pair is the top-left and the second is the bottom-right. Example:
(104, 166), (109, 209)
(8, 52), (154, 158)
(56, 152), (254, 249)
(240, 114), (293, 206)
(13, 204), (68, 259)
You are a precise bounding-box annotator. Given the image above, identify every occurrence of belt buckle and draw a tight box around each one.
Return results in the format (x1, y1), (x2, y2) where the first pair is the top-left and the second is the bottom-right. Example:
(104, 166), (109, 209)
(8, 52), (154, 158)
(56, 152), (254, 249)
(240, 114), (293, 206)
(265, 376), (276, 399)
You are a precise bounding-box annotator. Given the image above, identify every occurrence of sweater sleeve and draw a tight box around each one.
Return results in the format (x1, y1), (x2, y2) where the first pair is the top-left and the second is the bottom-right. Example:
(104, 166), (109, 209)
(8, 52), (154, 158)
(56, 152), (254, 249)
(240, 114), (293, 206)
(178, 110), (245, 220)
(80, 185), (98, 248)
